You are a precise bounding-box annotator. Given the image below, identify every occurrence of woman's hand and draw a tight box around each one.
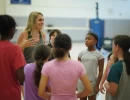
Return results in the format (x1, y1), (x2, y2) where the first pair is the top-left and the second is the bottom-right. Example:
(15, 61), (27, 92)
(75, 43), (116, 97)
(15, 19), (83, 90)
(94, 85), (99, 94)
(104, 81), (110, 92)
(99, 84), (105, 94)
(21, 35), (37, 50)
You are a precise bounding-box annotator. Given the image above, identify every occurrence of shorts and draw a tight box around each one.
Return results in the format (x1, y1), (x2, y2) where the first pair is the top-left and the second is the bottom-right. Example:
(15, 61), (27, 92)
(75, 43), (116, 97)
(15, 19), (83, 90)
(77, 80), (96, 96)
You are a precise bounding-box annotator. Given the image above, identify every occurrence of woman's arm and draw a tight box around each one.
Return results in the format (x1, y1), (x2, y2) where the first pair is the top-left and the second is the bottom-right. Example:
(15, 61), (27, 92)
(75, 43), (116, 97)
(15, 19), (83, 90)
(47, 84), (51, 100)
(104, 63), (121, 96)
(104, 81), (118, 96)
(17, 31), (28, 45)
(99, 63), (109, 94)
(17, 31), (36, 51)
(77, 74), (92, 98)
(95, 58), (104, 93)
(21, 85), (24, 97)
(78, 57), (81, 61)
(16, 67), (25, 84)
(38, 74), (51, 99)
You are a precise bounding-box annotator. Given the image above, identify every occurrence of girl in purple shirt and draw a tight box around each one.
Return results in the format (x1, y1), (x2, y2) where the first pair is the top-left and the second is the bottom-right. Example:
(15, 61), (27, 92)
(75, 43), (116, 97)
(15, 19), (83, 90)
(24, 45), (50, 100)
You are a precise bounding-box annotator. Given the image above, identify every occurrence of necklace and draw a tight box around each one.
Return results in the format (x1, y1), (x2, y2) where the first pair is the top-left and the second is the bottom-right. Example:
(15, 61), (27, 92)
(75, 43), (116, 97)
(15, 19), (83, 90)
(31, 33), (39, 42)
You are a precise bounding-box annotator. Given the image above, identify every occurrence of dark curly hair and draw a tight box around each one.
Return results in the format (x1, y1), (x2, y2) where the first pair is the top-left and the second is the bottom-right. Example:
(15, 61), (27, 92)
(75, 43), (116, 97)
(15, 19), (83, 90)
(87, 32), (101, 50)
(0, 15), (16, 40)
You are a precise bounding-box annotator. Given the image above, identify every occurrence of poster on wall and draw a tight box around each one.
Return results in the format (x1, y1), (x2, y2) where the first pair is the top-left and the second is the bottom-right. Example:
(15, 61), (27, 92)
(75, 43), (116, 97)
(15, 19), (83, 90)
(11, 0), (31, 4)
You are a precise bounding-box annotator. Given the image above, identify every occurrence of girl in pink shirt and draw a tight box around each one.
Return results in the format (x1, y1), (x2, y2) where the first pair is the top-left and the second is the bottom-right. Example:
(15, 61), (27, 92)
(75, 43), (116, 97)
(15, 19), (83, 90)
(38, 34), (92, 100)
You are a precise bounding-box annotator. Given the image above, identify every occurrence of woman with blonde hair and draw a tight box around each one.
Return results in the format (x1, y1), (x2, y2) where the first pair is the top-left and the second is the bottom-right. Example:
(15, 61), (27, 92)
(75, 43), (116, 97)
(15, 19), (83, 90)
(17, 11), (46, 63)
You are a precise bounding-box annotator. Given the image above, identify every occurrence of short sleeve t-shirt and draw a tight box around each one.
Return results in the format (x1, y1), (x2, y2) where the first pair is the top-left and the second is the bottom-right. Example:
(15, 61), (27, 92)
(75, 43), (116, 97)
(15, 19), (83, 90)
(78, 49), (104, 81)
(41, 59), (86, 100)
(24, 63), (47, 100)
(107, 60), (123, 84)
(0, 41), (26, 100)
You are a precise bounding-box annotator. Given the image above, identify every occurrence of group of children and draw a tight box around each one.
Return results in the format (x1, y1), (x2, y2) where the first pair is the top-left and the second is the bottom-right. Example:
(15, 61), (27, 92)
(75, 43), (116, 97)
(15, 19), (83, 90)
(0, 12), (130, 100)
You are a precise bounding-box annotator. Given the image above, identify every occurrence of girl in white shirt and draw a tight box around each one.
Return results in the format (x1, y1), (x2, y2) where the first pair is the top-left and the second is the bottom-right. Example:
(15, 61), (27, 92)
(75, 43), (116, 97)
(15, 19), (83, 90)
(77, 32), (104, 100)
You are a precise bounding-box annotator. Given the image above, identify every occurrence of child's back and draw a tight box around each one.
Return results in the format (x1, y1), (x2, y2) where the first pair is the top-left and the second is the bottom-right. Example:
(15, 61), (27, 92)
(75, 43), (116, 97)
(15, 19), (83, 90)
(24, 63), (47, 100)
(42, 59), (88, 100)
(0, 15), (26, 100)
(24, 45), (50, 100)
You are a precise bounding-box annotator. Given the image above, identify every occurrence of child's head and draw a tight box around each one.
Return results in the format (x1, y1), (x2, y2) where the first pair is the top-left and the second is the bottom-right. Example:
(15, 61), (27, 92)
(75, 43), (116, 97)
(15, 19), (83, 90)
(112, 35), (130, 58)
(54, 34), (72, 58)
(0, 15), (16, 40)
(34, 45), (50, 87)
(49, 29), (61, 44)
(108, 54), (118, 67)
(85, 32), (100, 50)
(107, 52), (112, 61)
(112, 35), (130, 75)
(34, 45), (50, 61)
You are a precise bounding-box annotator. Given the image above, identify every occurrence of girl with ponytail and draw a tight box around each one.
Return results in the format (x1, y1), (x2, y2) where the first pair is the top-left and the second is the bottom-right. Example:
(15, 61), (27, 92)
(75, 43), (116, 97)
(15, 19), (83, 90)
(38, 34), (92, 100)
(24, 45), (50, 100)
(77, 32), (104, 100)
(105, 35), (130, 100)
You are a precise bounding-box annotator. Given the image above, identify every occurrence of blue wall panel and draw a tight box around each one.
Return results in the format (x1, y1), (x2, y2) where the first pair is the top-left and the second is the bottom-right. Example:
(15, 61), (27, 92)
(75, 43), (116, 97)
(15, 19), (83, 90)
(11, 0), (31, 4)
(90, 19), (105, 48)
